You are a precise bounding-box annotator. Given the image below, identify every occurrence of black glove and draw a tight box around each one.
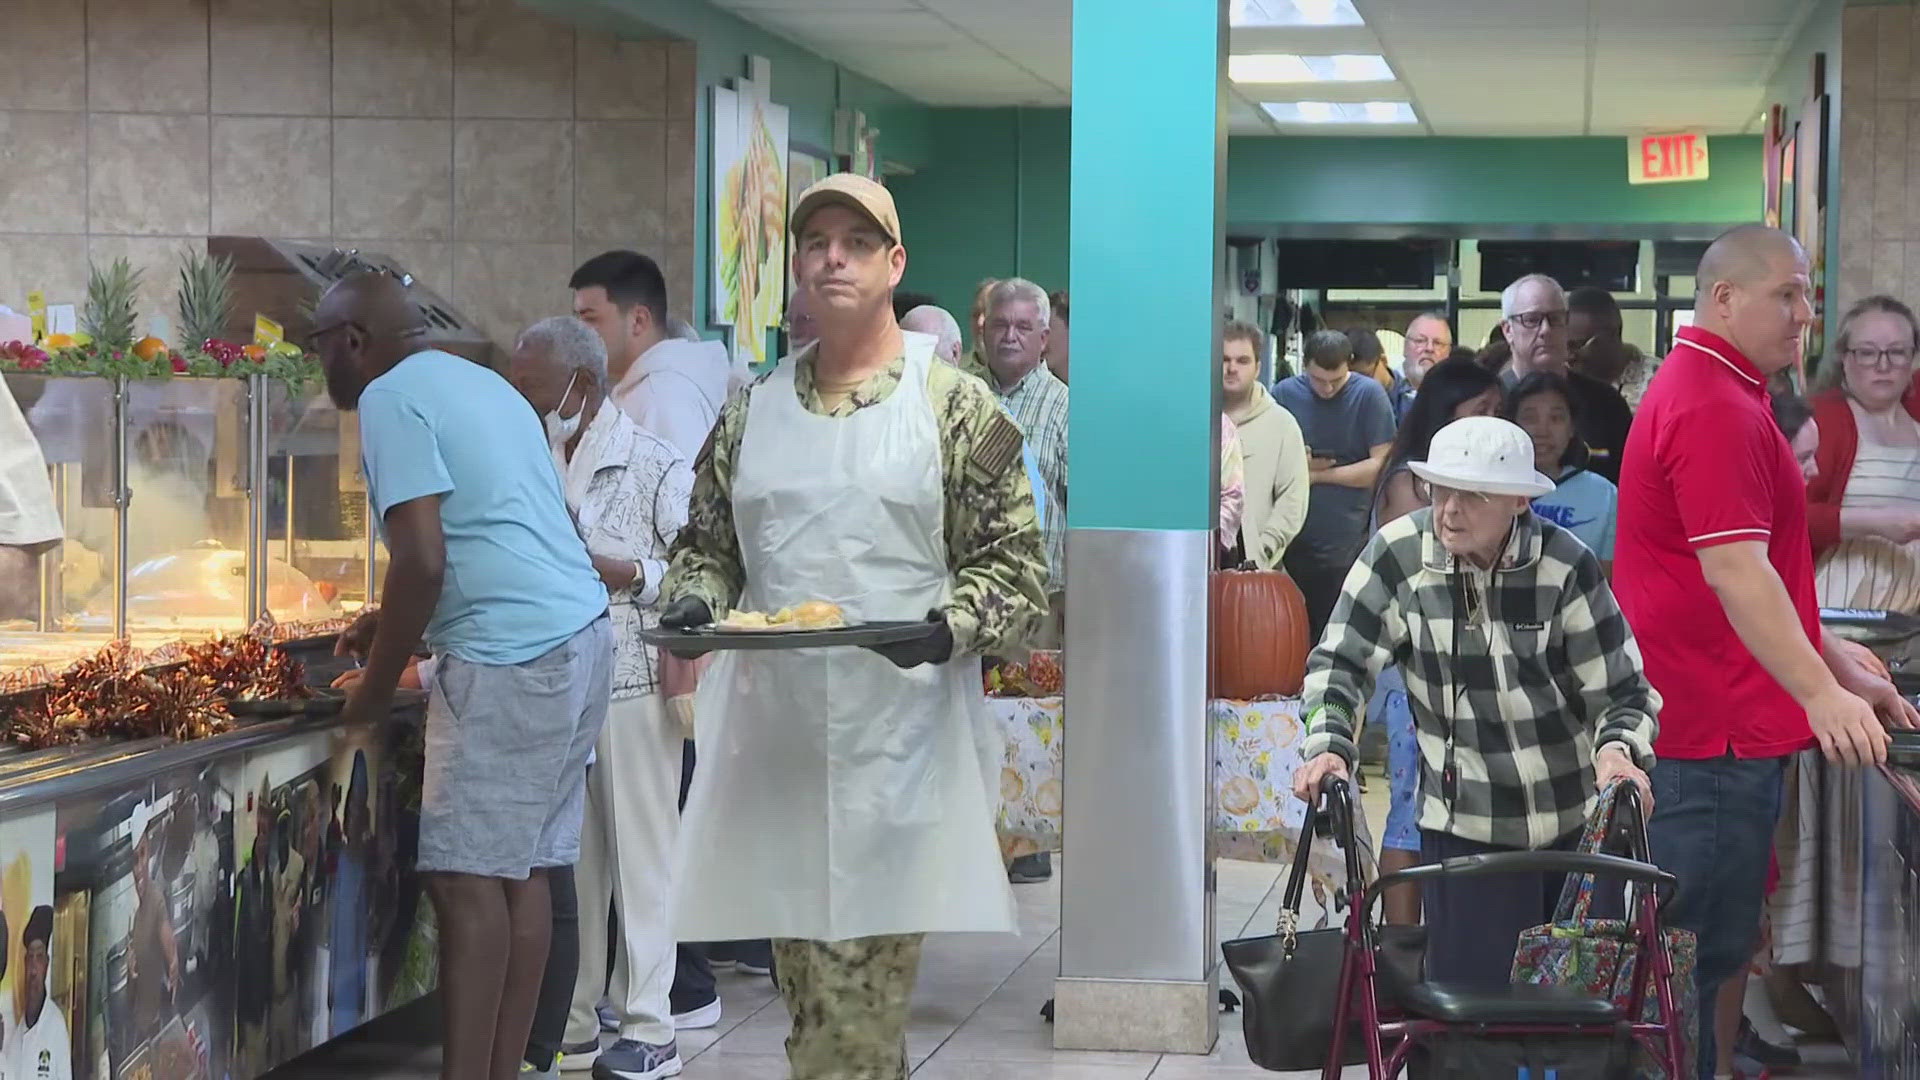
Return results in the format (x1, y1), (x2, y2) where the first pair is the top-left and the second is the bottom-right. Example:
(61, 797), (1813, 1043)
(659, 596), (713, 629)
(866, 610), (954, 669)
(658, 597), (715, 660)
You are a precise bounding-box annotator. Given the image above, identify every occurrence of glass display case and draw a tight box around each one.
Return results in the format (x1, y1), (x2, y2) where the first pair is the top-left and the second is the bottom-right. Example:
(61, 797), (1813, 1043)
(0, 373), (371, 680)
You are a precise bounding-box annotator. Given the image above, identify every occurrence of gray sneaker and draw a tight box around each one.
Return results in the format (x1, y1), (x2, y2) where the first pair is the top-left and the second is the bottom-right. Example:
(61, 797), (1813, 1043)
(558, 1039), (602, 1071)
(591, 1039), (683, 1080)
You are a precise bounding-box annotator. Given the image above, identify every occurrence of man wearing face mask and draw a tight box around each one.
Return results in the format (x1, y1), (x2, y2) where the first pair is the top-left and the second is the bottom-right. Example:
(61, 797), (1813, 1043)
(502, 317), (692, 1080)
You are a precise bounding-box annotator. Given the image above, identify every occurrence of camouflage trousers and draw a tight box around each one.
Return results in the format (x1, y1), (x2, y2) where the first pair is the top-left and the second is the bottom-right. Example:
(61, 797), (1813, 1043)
(773, 934), (925, 1079)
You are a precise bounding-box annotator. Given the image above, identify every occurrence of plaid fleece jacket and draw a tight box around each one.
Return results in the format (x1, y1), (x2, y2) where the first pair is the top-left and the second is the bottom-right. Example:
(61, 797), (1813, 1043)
(1300, 508), (1661, 849)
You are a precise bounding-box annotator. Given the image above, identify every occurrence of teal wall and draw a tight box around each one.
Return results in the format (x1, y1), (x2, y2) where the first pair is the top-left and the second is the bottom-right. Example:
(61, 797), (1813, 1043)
(894, 117), (1768, 320)
(1226, 135), (1764, 229)
(889, 109), (1072, 330)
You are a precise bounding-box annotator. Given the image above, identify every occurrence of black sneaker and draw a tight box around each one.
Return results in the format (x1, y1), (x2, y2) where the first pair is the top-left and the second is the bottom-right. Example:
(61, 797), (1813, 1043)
(1009, 852), (1052, 884)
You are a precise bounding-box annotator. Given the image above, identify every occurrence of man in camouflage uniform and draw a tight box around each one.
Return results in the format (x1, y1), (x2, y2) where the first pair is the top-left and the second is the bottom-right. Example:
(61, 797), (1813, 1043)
(659, 174), (1047, 1079)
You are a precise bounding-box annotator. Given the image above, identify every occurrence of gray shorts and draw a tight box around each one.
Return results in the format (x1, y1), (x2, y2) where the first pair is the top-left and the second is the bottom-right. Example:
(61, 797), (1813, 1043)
(417, 615), (612, 879)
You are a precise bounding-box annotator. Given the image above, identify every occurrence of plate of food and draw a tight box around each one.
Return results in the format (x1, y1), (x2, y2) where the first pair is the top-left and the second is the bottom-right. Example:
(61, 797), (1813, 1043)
(642, 601), (940, 655)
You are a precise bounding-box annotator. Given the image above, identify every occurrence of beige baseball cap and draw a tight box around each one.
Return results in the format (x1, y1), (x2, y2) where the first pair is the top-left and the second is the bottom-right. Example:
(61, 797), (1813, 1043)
(791, 174), (902, 246)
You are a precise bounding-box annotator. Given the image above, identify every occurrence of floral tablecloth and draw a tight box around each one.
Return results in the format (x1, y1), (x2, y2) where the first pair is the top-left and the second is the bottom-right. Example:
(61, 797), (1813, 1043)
(993, 696), (1375, 896)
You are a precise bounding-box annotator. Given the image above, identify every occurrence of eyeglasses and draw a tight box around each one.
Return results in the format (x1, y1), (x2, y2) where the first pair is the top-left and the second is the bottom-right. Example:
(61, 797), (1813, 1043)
(1407, 335), (1452, 351)
(1845, 345), (1916, 370)
(1413, 477), (1492, 508)
(1508, 310), (1568, 332)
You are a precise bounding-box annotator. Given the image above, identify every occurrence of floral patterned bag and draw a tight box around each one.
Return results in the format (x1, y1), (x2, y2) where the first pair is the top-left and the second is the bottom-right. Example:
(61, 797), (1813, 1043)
(1509, 782), (1697, 1080)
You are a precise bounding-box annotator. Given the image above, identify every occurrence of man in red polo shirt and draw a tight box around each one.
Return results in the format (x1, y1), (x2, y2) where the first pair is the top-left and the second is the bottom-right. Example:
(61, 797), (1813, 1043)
(1617, 224), (1912, 1079)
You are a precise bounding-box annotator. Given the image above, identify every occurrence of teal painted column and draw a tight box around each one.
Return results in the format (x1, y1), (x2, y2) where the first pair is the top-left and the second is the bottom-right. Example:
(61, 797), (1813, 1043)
(1055, 0), (1224, 1056)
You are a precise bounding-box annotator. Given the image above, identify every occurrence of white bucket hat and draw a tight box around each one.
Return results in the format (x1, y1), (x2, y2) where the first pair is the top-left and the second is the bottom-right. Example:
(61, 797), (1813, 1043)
(1408, 416), (1556, 498)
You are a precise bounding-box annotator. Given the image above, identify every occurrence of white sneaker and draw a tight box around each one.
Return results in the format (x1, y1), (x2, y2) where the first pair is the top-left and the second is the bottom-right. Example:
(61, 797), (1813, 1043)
(670, 996), (721, 1031)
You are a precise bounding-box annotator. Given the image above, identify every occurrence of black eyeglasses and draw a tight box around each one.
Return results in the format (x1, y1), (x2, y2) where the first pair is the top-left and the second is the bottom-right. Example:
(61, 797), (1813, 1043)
(1509, 310), (1568, 332)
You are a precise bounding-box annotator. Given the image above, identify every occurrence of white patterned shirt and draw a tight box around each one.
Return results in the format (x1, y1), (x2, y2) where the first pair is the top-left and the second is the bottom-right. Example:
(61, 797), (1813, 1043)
(562, 399), (693, 699)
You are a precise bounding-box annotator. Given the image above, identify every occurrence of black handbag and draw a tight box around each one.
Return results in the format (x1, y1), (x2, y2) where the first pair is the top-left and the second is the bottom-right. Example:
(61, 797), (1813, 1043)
(1221, 790), (1425, 1071)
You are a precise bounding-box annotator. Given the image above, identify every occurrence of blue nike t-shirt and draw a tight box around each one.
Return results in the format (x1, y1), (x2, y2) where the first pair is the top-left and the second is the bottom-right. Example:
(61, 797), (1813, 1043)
(1531, 467), (1618, 561)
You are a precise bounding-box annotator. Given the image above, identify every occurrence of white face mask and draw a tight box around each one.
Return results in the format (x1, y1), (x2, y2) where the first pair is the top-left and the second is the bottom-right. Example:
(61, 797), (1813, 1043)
(543, 371), (583, 448)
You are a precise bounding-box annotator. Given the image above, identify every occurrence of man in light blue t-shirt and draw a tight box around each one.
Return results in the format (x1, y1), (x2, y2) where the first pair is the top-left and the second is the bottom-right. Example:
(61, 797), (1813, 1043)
(313, 271), (611, 1080)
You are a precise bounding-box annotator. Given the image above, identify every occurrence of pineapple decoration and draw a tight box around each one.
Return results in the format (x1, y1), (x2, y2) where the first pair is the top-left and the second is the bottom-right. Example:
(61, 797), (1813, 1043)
(80, 258), (141, 354)
(177, 248), (243, 367)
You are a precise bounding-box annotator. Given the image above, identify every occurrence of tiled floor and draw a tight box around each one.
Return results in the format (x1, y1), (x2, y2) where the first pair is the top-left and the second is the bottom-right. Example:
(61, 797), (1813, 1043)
(272, 780), (1858, 1079)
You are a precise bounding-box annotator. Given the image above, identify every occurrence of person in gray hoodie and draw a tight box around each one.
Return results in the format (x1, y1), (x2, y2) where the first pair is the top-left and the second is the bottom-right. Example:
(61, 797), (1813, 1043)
(1221, 321), (1309, 568)
(569, 251), (767, 1035)
(572, 251), (743, 463)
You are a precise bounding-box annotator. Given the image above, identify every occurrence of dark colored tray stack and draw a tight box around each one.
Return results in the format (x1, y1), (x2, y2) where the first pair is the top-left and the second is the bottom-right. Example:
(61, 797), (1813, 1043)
(641, 620), (936, 657)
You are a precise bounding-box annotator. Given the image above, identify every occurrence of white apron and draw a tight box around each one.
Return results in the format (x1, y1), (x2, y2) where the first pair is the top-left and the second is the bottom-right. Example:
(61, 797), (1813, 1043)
(671, 338), (1016, 943)
(0, 378), (61, 546)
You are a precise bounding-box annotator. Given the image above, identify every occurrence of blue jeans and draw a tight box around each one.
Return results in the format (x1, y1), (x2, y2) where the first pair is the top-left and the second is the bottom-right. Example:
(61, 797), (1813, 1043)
(1646, 754), (1787, 1080)
(1370, 666), (1421, 852)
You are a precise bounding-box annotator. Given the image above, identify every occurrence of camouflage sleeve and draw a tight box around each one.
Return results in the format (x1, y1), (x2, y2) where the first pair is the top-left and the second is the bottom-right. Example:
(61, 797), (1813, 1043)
(659, 388), (750, 616)
(931, 365), (1049, 657)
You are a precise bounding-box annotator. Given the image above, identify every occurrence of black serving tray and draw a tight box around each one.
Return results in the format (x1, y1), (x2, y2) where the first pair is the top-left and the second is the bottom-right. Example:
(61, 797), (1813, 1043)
(640, 620), (936, 657)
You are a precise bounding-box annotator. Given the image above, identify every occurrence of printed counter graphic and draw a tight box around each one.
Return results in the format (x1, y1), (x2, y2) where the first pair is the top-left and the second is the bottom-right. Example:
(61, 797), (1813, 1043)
(0, 714), (442, 1080)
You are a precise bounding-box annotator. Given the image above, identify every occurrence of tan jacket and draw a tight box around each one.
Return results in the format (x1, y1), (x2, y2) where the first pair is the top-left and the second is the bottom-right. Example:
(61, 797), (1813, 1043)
(1227, 383), (1309, 568)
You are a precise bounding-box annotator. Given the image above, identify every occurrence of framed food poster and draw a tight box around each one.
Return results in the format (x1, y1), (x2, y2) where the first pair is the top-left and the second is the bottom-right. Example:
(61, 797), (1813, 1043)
(786, 144), (833, 302)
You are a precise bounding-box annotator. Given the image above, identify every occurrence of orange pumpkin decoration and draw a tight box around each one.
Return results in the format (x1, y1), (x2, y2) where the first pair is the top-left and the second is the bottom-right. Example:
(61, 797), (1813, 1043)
(242, 344), (268, 361)
(1209, 568), (1310, 700)
(132, 336), (168, 362)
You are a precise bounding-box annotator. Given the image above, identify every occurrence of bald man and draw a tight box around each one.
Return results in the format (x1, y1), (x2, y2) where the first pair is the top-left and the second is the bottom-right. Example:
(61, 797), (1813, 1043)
(1616, 225), (1913, 1078)
(900, 304), (963, 364)
(315, 272), (613, 1080)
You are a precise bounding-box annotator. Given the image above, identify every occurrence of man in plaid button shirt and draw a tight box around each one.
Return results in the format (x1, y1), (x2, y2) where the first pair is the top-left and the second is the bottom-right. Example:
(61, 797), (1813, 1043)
(981, 278), (1068, 645)
(1293, 416), (1659, 989)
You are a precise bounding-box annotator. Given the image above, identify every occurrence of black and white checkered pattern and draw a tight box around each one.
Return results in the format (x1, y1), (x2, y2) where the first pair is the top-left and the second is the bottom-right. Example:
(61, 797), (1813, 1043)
(1300, 508), (1660, 849)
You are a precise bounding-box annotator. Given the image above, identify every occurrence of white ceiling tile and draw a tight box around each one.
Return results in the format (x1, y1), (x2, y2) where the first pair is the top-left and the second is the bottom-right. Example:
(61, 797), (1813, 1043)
(716, 0), (1808, 135)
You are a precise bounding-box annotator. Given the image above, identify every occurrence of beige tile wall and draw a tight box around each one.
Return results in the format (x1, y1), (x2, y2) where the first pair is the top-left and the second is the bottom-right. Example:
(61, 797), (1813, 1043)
(0, 0), (697, 351)
(1836, 4), (1920, 314)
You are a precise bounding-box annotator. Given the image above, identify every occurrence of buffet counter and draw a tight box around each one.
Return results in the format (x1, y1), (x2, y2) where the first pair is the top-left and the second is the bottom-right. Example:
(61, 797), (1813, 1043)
(0, 687), (433, 1080)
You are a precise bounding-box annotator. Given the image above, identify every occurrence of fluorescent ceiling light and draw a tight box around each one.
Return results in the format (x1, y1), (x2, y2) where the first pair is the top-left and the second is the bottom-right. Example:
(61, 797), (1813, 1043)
(1229, 53), (1393, 84)
(1232, 0), (1364, 28)
(1260, 100), (1417, 125)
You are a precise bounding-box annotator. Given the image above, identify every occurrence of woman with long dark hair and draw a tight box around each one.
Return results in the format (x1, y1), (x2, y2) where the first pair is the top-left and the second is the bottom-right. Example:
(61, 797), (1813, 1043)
(1374, 359), (1506, 525)
(1507, 371), (1619, 575)
(1366, 358), (1504, 926)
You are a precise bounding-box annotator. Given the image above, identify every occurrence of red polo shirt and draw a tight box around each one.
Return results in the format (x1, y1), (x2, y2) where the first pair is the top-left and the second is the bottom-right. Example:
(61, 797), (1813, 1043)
(1614, 326), (1818, 760)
